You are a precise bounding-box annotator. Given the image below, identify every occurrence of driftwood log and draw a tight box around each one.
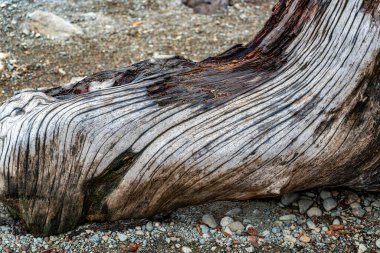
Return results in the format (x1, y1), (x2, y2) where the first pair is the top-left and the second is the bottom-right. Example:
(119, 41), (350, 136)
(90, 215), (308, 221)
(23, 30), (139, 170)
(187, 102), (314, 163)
(0, 0), (379, 235)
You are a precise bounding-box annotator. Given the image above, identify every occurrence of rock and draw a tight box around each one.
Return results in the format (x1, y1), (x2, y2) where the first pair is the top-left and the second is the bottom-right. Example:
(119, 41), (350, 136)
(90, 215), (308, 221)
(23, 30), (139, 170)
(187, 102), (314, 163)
(350, 202), (361, 209)
(223, 226), (233, 236)
(227, 221), (244, 232)
(200, 225), (209, 234)
(117, 233), (127, 242)
(299, 199), (314, 214)
(182, 246), (192, 253)
(358, 244), (367, 253)
(128, 243), (138, 252)
(352, 207), (366, 218)
(376, 238), (380, 248)
(146, 222), (154, 232)
(332, 218), (341, 225)
(0, 53), (9, 60)
(245, 246), (254, 253)
(89, 234), (100, 243)
(225, 208), (243, 217)
(281, 192), (300, 206)
(279, 214), (297, 221)
(299, 235), (311, 243)
(371, 200), (380, 208)
(24, 10), (83, 40)
(345, 192), (360, 205)
(271, 227), (281, 234)
(323, 198), (338, 211)
(320, 191), (332, 200)
(220, 216), (234, 227)
(202, 214), (218, 228)
(306, 220), (316, 229)
(307, 207), (322, 217)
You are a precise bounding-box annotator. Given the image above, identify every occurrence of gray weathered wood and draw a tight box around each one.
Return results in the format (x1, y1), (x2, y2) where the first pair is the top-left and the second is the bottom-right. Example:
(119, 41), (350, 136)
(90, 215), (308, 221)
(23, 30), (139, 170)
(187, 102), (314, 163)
(0, 0), (379, 235)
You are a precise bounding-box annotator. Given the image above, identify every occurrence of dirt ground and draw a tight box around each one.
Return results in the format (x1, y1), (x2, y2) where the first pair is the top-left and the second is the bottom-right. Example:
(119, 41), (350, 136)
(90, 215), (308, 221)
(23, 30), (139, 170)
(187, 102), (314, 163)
(0, 0), (275, 102)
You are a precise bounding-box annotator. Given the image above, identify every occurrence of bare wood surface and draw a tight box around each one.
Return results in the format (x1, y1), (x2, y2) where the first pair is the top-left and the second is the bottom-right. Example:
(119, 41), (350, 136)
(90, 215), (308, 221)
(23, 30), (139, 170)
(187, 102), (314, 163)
(0, 0), (379, 235)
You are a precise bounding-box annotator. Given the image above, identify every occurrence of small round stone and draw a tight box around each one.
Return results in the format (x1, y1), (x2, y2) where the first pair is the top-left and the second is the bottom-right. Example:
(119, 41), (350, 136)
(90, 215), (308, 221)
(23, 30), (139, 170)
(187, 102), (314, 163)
(227, 221), (244, 232)
(320, 191), (332, 200)
(281, 192), (300, 206)
(376, 238), (380, 248)
(182, 246), (192, 253)
(307, 207), (322, 217)
(323, 198), (338, 211)
(202, 214), (218, 228)
(279, 214), (297, 221)
(299, 199), (314, 214)
(352, 207), (366, 218)
(220, 216), (234, 227)
(299, 235), (311, 243)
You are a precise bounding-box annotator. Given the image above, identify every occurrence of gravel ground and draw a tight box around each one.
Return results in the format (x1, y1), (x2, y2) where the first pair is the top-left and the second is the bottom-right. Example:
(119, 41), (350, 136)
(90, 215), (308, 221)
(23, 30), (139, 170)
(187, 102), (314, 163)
(1, 0), (380, 252)
(0, 0), (274, 101)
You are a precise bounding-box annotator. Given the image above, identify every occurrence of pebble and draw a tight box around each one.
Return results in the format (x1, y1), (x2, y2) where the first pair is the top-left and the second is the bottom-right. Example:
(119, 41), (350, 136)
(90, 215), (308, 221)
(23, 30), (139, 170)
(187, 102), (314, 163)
(332, 218), (341, 225)
(306, 220), (316, 229)
(200, 224), (210, 234)
(227, 221), (244, 232)
(24, 10), (84, 40)
(281, 192), (300, 206)
(89, 234), (100, 243)
(225, 208), (243, 217)
(345, 193), (360, 204)
(371, 200), (380, 208)
(146, 221), (154, 232)
(202, 214), (218, 228)
(117, 233), (127, 242)
(0, 52), (9, 60)
(307, 207), (322, 217)
(299, 235), (311, 243)
(223, 227), (233, 236)
(320, 191), (332, 200)
(376, 238), (380, 248)
(350, 202), (361, 209)
(279, 214), (296, 221)
(358, 244), (367, 253)
(182, 246), (192, 253)
(352, 207), (366, 218)
(299, 199), (314, 214)
(220, 216), (234, 227)
(323, 198), (337, 211)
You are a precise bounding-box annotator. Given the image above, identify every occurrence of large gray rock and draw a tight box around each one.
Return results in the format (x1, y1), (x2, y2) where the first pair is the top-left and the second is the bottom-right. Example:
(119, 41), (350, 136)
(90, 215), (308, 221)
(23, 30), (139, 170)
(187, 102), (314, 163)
(24, 10), (83, 40)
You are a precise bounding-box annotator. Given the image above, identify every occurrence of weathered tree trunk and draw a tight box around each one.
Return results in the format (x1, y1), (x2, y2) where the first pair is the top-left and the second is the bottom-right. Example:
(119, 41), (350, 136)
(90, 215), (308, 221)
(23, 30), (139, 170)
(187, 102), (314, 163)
(0, 0), (379, 235)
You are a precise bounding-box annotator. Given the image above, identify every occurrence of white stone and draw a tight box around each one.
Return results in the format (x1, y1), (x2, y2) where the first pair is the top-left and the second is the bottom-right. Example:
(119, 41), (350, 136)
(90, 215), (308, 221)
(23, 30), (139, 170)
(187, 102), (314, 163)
(24, 10), (83, 40)
(227, 221), (244, 232)
(202, 214), (218, 228)
(220, 216), (234, 227)
(376, 238), (380, 249)
(307, 207), (322, 217)
(182, 246), (192, 253)
(358, 244), (367, 253)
